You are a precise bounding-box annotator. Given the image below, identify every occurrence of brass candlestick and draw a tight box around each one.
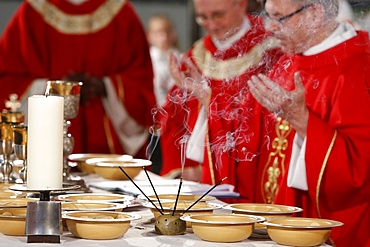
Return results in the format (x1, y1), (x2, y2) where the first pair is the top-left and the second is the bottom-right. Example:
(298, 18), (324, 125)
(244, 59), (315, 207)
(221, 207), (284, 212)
(47, 80), (83, 183)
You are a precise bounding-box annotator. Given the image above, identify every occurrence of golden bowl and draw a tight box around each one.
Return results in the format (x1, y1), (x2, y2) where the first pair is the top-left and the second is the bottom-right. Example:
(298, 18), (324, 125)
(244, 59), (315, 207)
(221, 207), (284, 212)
(63, 211), (141, 240)
(0, 198), (38, 208)
(68, 153), (132, 174)
(61, 202), (127, 231)
(57, 193), (134, 205)
(0, 183), (12, 191)
(0, 207), (27, 236)
(223, 203), (302, 228)
(0, 190), (20, 199)
(62, 202), (126, 212)
(263, 217), (343, 246)
(87, 157), (151, 180)
(145, 201), (221, 228)
(181, 214), (265, 242)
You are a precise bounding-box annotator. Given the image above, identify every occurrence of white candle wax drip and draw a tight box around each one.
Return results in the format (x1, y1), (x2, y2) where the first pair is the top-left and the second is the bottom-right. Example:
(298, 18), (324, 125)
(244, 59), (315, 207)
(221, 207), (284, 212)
(27, 95), (64, 190)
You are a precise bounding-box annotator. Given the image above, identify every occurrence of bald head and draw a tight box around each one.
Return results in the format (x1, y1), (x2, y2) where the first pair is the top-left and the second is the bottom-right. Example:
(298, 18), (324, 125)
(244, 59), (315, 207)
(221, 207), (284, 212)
(193, 0), (247, 41)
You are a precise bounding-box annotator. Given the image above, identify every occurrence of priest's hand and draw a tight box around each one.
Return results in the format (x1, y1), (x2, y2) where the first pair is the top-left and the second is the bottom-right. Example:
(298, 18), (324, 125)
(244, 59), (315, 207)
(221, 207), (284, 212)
(247, 71), (309, 138)
(64, 72), (107, 106)
(168, 52), (211, 106)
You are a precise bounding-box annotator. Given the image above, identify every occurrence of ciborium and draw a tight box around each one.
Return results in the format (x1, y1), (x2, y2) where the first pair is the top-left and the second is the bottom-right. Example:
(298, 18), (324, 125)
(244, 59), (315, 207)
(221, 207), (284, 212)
(47, 80), (83, 183)
(12, 126), (27, 183)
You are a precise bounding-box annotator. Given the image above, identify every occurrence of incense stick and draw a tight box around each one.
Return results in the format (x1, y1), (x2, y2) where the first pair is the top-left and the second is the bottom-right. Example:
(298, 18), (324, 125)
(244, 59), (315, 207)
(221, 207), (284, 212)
(118, 166), (163, 215)
(181, 177), (227, 215)
(143, 167), (164, 212)
(172, 177), (183, 216)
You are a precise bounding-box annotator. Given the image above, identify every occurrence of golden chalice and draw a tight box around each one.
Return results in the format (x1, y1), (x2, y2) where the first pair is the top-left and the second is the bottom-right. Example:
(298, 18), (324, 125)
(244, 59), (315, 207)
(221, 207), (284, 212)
(47, 80), (83, 182)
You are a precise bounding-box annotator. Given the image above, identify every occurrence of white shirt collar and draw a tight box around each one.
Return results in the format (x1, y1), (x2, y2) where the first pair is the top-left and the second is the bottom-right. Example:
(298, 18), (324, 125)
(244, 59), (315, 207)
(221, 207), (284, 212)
(303, 22), (357, 56)
(212, 17), (251, 51)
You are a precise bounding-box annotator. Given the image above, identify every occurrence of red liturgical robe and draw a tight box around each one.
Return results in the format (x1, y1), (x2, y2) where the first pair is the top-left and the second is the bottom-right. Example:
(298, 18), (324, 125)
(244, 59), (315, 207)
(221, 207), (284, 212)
(265, 31), (370, 247)
(0, 0), (155, 156)
(159, 15), (283, 202)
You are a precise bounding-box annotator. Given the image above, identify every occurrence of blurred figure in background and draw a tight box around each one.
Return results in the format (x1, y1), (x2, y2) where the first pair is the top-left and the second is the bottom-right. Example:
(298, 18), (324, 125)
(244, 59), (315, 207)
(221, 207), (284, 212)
(146, 14), (181, 174)
(147, 14), (181, 107)
(0, 0), (155, 158)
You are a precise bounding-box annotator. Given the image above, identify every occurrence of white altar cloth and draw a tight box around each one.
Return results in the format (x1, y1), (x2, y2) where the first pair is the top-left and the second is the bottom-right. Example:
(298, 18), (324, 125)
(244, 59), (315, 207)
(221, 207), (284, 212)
(0, 171), (330, 247)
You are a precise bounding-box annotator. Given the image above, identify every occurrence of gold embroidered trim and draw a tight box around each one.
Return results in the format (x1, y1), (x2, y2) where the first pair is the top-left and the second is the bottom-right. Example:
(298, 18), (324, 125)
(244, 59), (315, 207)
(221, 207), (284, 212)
(262, 117), (292, 203)
(316, 130), (337, 218)
(115, 75), (125, 101)
(28, 0), (126, 34)
(103, 115), (116, 154)
(206, 128), (215, 185)
(192, 37), (279, 80)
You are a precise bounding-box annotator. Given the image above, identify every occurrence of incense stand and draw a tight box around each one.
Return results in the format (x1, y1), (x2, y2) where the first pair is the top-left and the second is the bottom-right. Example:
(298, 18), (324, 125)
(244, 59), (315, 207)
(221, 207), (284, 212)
(118, 166), (226, 235)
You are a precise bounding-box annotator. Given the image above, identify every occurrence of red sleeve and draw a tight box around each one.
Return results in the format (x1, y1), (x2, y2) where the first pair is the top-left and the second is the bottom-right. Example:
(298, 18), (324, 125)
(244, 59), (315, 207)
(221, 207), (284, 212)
(0, 2), (47, 106)
(108, 2), (155, 127)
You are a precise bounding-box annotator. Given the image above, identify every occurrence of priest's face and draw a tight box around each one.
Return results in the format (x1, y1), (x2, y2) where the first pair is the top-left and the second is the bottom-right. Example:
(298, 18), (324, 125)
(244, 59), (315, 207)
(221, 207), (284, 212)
(264, 0), (317, 53)
(193, 0), (247, 41)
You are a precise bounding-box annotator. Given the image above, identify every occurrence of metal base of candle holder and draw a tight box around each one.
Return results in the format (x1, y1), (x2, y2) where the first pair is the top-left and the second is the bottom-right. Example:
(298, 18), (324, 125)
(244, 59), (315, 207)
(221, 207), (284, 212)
(9, 183), (80, 243)
(26, 201), (62, 243)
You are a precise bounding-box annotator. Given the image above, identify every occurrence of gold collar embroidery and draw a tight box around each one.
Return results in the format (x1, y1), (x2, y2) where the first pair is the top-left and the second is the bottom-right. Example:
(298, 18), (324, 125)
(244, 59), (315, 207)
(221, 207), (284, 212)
(192, 37), (279, 80)
(28, 0), (126, 34)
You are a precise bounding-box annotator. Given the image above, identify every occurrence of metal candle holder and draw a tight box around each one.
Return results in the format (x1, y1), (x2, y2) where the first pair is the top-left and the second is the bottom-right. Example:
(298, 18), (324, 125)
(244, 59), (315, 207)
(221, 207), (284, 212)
(10, 183), (80, 243)
(47, 80), (83, 183)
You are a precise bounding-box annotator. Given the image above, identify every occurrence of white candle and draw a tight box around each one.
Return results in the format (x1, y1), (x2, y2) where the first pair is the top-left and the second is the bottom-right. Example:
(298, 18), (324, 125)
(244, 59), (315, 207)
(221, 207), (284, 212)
(27, 95), (64, 190)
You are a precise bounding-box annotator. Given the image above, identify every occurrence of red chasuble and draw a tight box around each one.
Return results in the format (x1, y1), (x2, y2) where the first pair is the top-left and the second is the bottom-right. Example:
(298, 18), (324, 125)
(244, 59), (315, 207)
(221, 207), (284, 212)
(0, 0), (155, 156)
(159, 15), (283, 202)
(264, 31), (370, 247)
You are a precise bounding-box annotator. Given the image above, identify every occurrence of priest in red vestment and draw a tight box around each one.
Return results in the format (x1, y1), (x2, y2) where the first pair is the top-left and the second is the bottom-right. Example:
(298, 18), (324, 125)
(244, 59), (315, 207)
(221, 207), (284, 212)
(158, 0), (283, 203)
(248, 0), (370, 246)
(0, 0), (155, 157)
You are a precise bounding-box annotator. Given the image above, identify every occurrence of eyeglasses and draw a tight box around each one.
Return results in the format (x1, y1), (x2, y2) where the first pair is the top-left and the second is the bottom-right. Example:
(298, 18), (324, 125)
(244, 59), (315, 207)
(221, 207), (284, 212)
(263, 4), (314, 24)
(195, 1), (237, 25)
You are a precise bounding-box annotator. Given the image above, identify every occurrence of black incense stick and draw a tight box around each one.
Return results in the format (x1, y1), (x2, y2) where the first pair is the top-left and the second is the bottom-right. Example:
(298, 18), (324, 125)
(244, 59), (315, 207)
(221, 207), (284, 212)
(143, 167), (164, 212)
(118, 166), (163, 215)
(181, 177), (227, 215)
(172, 177), (183, 216)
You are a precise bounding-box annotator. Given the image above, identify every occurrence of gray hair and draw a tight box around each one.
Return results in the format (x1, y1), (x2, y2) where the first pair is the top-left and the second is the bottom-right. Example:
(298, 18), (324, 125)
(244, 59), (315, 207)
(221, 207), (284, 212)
(291, 0), (339, 19)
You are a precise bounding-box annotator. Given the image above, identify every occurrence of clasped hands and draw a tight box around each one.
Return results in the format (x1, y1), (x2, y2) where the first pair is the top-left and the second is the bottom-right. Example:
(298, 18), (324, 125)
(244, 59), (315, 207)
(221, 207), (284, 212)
(169, 52), (211, 106)
(247, 71), (309, 138)
(64, 72), (107, 106)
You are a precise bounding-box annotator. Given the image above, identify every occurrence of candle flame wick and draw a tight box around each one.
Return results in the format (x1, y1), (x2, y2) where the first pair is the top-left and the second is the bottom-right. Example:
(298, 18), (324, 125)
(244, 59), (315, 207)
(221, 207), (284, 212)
(45, 81), (51, 97)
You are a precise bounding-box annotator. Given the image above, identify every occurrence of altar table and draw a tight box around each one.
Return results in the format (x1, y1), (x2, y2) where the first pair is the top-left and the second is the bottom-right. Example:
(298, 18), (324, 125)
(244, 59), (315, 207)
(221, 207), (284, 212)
(0, 171), (330, 247)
